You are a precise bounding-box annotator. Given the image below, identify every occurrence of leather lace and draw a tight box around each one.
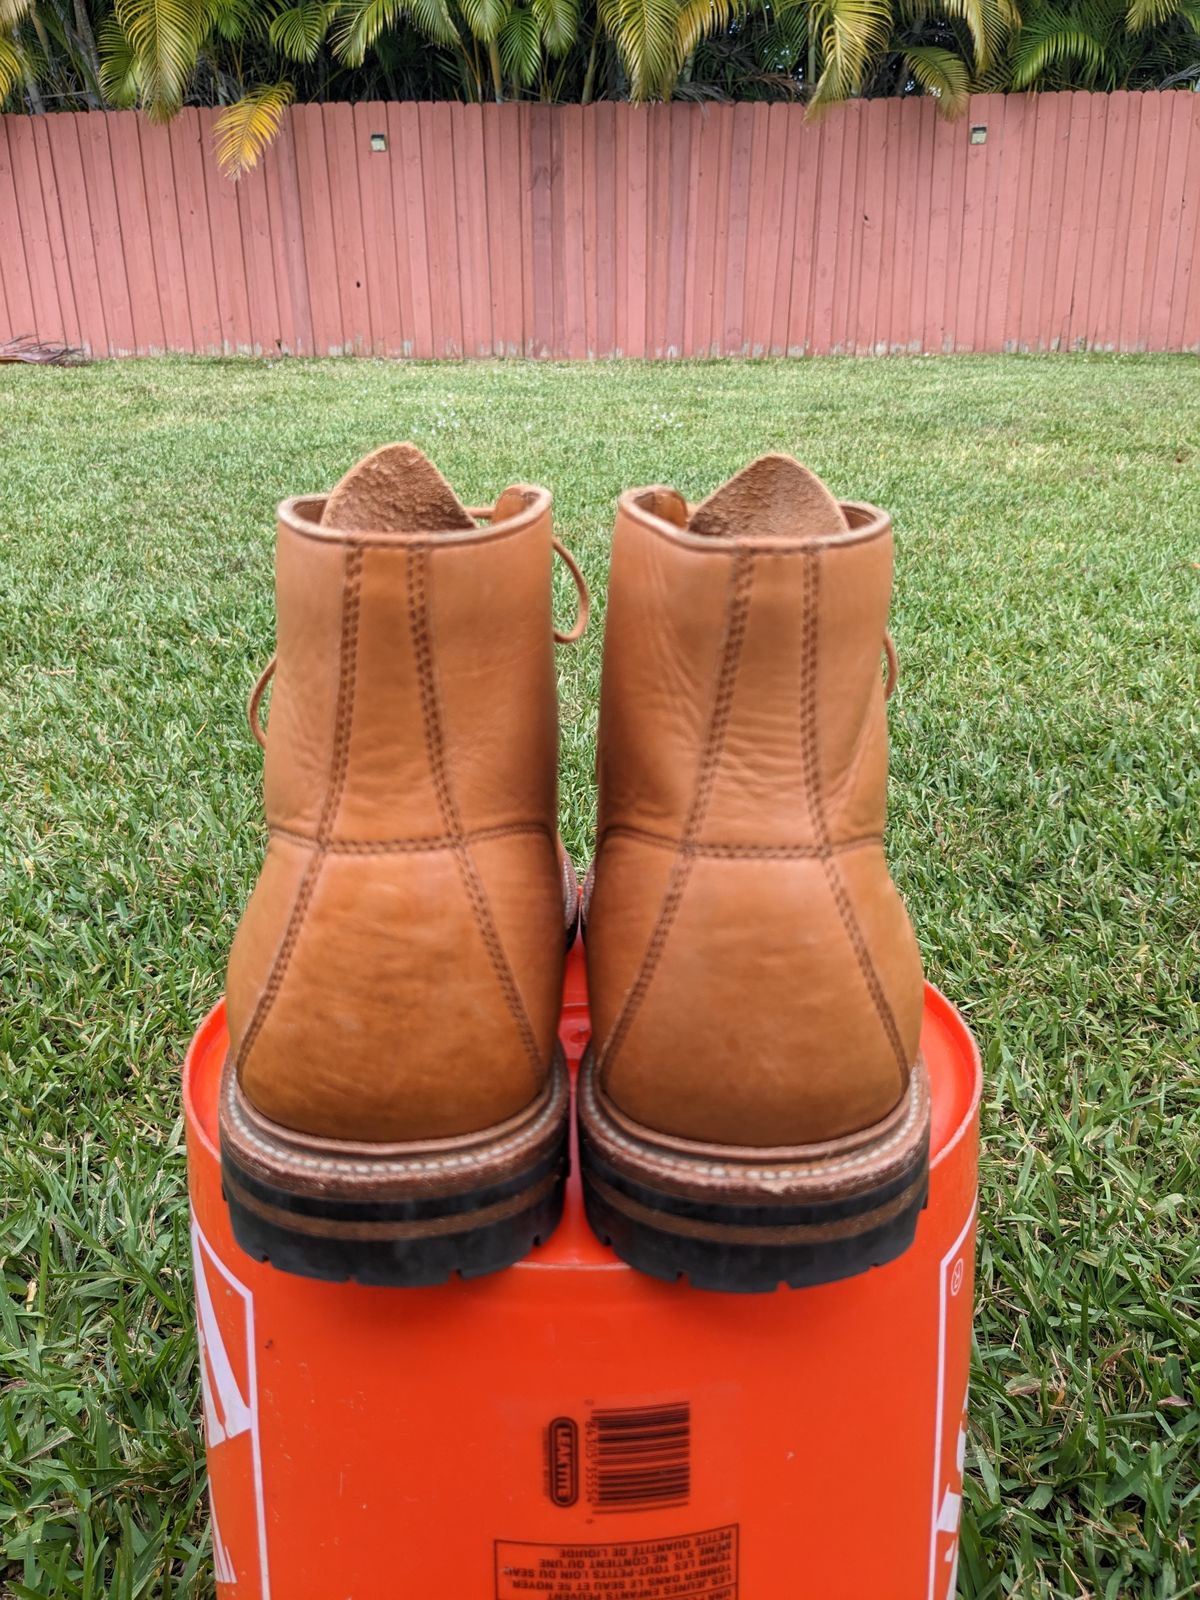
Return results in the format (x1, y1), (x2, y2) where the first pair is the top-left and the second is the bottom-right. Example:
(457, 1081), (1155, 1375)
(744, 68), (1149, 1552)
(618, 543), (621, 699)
(248, 534), (590, 749)
(553, 536), (589, 644)
(248, 655), (276, 750)
(884, 632), (898, 699)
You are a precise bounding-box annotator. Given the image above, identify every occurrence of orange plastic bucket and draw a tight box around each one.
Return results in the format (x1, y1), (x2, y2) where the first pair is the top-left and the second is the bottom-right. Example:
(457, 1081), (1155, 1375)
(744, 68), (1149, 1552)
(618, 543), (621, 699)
(186, 941), (981, 1599)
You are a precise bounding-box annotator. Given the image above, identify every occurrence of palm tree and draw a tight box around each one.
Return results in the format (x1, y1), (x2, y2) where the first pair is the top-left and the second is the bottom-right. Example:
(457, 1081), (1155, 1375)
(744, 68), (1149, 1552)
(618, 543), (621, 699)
(3, 0), (1198, 172)
(1, 0), (108, 109)
(0, 4), (26, 107)
(713, 0), (1015, 113)
(251, 0), (585, 152)
(591, 0), (739, 97)
(1001, 0), (1199, 86)
(329, 0), (581, 104)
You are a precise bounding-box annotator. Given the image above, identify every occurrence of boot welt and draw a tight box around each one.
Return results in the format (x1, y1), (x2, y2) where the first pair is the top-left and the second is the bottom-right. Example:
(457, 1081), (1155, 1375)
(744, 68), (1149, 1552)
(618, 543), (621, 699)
(218, 1050), (570, 1287)
(577, 1051), (930, 1294)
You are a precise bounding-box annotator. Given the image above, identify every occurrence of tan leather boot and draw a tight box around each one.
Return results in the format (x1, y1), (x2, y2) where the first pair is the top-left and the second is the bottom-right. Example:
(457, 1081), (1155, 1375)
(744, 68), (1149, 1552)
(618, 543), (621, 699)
(580, 455), (927, 1292)
(220, 445), (585, 1286)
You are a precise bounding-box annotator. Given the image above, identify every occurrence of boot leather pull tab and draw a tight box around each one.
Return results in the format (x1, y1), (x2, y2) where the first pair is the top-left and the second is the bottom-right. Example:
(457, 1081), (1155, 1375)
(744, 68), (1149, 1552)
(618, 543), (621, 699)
(553, 537), (589, 645)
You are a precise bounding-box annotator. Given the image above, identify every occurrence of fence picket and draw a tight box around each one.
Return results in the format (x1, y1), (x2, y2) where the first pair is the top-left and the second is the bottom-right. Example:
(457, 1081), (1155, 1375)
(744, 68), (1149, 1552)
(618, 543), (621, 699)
(2, 95), (1197, 360)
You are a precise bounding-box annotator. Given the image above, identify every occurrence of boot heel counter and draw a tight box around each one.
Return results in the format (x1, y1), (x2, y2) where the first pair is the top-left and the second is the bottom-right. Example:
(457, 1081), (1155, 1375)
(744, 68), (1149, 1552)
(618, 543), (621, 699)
(469, 830), (567, 1071)
(595, 849), (922, 1147)
(835, 842), (924, 1079)
(237, 847), (557, 1143)
(225, 834), (314, 1068)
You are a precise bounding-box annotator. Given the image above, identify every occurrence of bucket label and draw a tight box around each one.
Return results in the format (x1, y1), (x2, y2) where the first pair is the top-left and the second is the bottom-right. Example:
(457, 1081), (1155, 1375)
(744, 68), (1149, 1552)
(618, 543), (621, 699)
(546, 1417), (581, 1507)
(544, 1402), (693, 1515)
(927, 1200), (977, 1600)
(495, 1525), (739, 1599)
(192, 1216), (270, 1598)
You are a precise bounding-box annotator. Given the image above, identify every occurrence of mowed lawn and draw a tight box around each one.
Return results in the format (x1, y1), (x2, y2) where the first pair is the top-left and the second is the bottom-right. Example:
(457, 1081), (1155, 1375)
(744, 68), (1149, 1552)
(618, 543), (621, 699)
(2, 355), (1198, 1599)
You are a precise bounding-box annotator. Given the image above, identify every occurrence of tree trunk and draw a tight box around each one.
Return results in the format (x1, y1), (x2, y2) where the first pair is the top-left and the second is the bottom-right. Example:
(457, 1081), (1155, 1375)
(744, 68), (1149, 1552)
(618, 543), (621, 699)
(71, 0), (103, 106)
(24, 65), (46, 114)
(488, 37), (504, 101)
(581, 27), (599, 103)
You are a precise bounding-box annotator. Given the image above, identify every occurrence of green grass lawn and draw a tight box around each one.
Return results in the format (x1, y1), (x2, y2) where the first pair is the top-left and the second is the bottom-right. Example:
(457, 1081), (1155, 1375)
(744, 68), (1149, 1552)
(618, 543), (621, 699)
(2, 354), (1198, 1599)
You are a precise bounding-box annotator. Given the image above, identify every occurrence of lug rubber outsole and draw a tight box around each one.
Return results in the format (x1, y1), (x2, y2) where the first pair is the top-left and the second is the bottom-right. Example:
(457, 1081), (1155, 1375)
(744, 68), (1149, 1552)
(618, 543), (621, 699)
(219, 1049), (570, 1288)
(577, 1050), (931, 1294)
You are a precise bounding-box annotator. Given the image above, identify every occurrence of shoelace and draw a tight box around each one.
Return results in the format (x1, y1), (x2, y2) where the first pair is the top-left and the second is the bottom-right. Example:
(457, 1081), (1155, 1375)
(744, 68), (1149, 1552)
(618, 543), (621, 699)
(550, 536), (589, 644)
(884, 632), (898, 700)
(248, 534), (590, 749)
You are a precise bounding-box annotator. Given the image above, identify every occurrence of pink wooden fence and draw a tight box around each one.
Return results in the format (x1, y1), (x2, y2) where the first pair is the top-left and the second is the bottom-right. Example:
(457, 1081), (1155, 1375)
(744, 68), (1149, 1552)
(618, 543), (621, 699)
(2, 93), (1199, 358)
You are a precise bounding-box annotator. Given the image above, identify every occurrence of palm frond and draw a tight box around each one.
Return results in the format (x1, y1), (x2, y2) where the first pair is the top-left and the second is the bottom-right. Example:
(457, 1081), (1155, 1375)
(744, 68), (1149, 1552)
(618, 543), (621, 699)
(407, 0), (459, 42)
(754, 3), (808, 70)
(0, 0), (31, 27)
(0, 27), (24, 100)
(499, 0), (540, 79)
(675, 0), (739, 64)
(597, 0), (680, 96)
(459, 0), (509, 42)
(532, 0), (578, 54)
(97, 13), (143, 102)
(1126, 0), (1194, 28)
(1008, 8), (1108, 83)
(934, 0), (1017, 66)
(113, 0), (204, 118)
(332, 0), (456, 60)
(971, 47), (1014, 88)
(269, 0), (334, 60)
(903, 39), (970, 106)
(0, 333), (87, 363)
(330, 0), (391, 60)
(213, 78), (294, 176)
(207, 0), (267, 41)
(807, 0), (891, 108)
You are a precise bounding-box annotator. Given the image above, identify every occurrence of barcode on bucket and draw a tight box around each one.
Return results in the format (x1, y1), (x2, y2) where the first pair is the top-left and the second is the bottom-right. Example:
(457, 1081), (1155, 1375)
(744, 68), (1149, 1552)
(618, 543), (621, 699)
(587, 1402), (691, 1512)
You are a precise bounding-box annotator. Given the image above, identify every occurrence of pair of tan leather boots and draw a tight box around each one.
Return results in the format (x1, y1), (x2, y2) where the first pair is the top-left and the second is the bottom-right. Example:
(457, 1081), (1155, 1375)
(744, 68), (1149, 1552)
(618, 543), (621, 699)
(220, 444), (927, 1295)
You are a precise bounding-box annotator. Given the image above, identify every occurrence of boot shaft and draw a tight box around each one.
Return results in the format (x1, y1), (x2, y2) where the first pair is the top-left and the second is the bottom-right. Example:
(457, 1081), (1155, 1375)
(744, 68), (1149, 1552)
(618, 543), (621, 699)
(586, 461), (923, 1154)
(597, 490), (895, 852)
(226, 465), (568, 1149)
(264, 488), (560, 845)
